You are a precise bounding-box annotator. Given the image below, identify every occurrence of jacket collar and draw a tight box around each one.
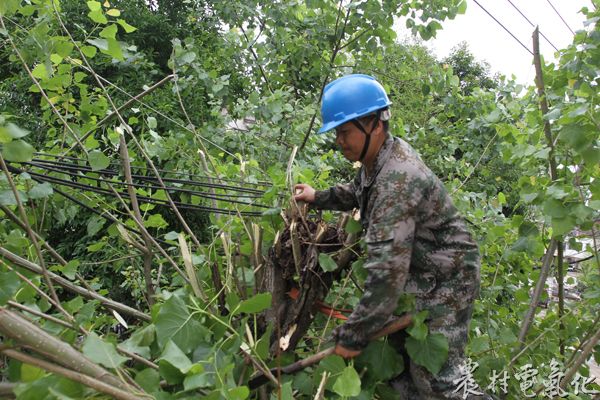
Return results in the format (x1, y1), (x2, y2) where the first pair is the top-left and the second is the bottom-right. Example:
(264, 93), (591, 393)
(361, 134), (395, 187)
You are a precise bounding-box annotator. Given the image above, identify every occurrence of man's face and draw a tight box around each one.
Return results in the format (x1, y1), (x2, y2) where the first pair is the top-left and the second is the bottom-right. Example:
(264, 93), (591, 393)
(335, 121), (366, 162)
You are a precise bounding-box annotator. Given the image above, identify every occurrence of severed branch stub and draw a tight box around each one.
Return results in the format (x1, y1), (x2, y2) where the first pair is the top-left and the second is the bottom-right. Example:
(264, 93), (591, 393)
(256, 201), (360, 356)
(248, 313), (413, 389)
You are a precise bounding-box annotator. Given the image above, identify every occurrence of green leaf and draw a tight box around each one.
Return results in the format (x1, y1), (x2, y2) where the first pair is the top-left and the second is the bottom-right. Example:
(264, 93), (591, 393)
(21, 363), (46, 382)
(121, 324), (155, 358)
(559, 124), (593, 152)
(356, 340), (404, 381)
(320, 354), (345, 374)
(0, 190), (18, 206)
(144, 213), (167, 229)
(498, 192), (506, 205)
(99, 24), (118, 39)
(87, 38), (108, 51)
(227, 386), (250, 400)
(155, 295), (207, 353)
(87, 241), (105, 252)
(147, 116), (157, 129)
(159, 340), (193, 373)
(457, 0), (467, 14)
(87, 150), (110, 171)
(449, 75), (460, 88)
(318, 253), (338, 272)
(106, 8), (121, 17)
(54, 41), (74, 58)
(551, 216), (576, 237)
(28, 182), (53, 199)
(405, 333), (449, 375)
(543, 199), (567, 218)
(164, 231), (179, 241)
(279, 382), (293, 399)
(2, 140), (34, 162)
(116, 19), (137, 33)
(31, 64), (48, 80)
(345, 218), (363, 234)
(87, 215), (105, 236)
(106, 37), (124, 60)
(62, 260), (79, 280)
(407, 310), (428, 340)
(0, 0), (19, 16)
(0, 270), (20, 305)
(0, 123), (29, 143)
(86, 1), (101, 11)
(135, 368), (160, 393)
(82, 332), (128, 368)
(88, 9), (108, 24)
(81, 45), (97, 58)
(546, 185), (569, 200)
(183, 370), (212, 391)
(332, 366), (361, 397)
(233, 292), (271, 315)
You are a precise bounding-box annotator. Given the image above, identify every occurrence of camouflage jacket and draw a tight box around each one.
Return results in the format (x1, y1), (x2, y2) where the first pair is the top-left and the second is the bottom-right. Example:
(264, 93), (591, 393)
(313, 135), (480, 350)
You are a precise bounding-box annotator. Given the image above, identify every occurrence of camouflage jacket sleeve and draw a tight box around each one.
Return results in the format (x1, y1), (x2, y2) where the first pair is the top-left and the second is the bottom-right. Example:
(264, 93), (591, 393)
(334, 169), (427, 350)
(311, 174), (360, 211)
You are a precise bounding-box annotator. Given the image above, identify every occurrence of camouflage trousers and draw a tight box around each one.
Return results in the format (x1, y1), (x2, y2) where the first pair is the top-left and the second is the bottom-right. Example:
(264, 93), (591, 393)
(388, 303), (494, 400)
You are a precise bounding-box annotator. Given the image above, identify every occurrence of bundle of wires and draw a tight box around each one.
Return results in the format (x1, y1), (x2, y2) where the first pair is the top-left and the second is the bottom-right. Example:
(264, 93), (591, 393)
(8, 153), (271, 218)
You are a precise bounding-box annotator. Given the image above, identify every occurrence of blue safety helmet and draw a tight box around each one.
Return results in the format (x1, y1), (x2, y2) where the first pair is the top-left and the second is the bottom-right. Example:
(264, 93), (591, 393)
(318, 74), (392, 134)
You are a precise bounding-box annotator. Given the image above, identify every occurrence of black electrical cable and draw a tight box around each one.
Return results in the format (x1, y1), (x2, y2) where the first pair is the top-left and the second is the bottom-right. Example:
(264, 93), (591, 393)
(472, 0), (534, 55)
(24, 161), (266, 203)
(545, 0), (575, 35)
(21, 168), (266, 217)
(23, 158), (266, 195)
(34, 152), (272, 187)
(40, 174), (266, 216)
(27, 158), (266, 195)
(504, 0), (559, 52)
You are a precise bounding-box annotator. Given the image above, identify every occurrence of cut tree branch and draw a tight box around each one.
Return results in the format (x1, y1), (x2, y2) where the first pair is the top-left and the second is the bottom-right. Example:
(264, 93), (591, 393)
(1, 349), (143, 400)
(0, 308), (136, 393)
(0, 247), (150, 322)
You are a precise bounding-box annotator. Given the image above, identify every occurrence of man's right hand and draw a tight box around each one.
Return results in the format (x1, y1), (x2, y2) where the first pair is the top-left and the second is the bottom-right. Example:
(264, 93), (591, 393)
(293, 183), (316, 203)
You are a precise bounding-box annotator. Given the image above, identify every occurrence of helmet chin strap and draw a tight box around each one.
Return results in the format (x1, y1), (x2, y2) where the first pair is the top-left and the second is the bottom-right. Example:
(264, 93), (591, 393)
(351, 110), (381, 162)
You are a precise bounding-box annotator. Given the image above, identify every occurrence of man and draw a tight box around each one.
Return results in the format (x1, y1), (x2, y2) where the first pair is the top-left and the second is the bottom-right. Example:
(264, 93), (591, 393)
(294, 74), (489, 399)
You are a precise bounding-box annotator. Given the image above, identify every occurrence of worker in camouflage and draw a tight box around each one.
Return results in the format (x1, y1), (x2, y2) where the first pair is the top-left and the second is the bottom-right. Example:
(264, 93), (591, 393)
(294, 74), (492, 399)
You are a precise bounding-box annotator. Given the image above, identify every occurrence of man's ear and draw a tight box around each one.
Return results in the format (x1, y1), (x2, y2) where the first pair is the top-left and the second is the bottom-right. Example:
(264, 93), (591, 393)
(376, 119), (385, 136)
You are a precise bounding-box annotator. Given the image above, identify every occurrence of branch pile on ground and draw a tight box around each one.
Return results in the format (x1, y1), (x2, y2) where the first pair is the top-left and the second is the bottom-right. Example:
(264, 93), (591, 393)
(257, 206), (359, 355)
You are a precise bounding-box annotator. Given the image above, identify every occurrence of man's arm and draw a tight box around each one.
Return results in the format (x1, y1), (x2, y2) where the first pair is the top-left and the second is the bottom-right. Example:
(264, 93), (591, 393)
(294, 175), (359, 211)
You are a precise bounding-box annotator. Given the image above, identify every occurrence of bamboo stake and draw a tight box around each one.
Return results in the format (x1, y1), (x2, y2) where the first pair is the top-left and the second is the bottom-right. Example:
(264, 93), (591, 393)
(557, 241), (565, 356)
(178, 233), (207, 302)
(530, 27), (566, 356)
(515, 239), (557, 350)
(118, 135), (155, 307)
(559, 325), (600, 390)
(51, 3), (222, 305)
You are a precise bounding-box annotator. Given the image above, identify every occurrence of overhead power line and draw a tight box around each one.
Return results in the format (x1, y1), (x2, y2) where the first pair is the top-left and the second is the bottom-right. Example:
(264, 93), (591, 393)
(472, 0), (533, 55)
(504, 0), (559, 52)
(545, 0), (575, 35)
